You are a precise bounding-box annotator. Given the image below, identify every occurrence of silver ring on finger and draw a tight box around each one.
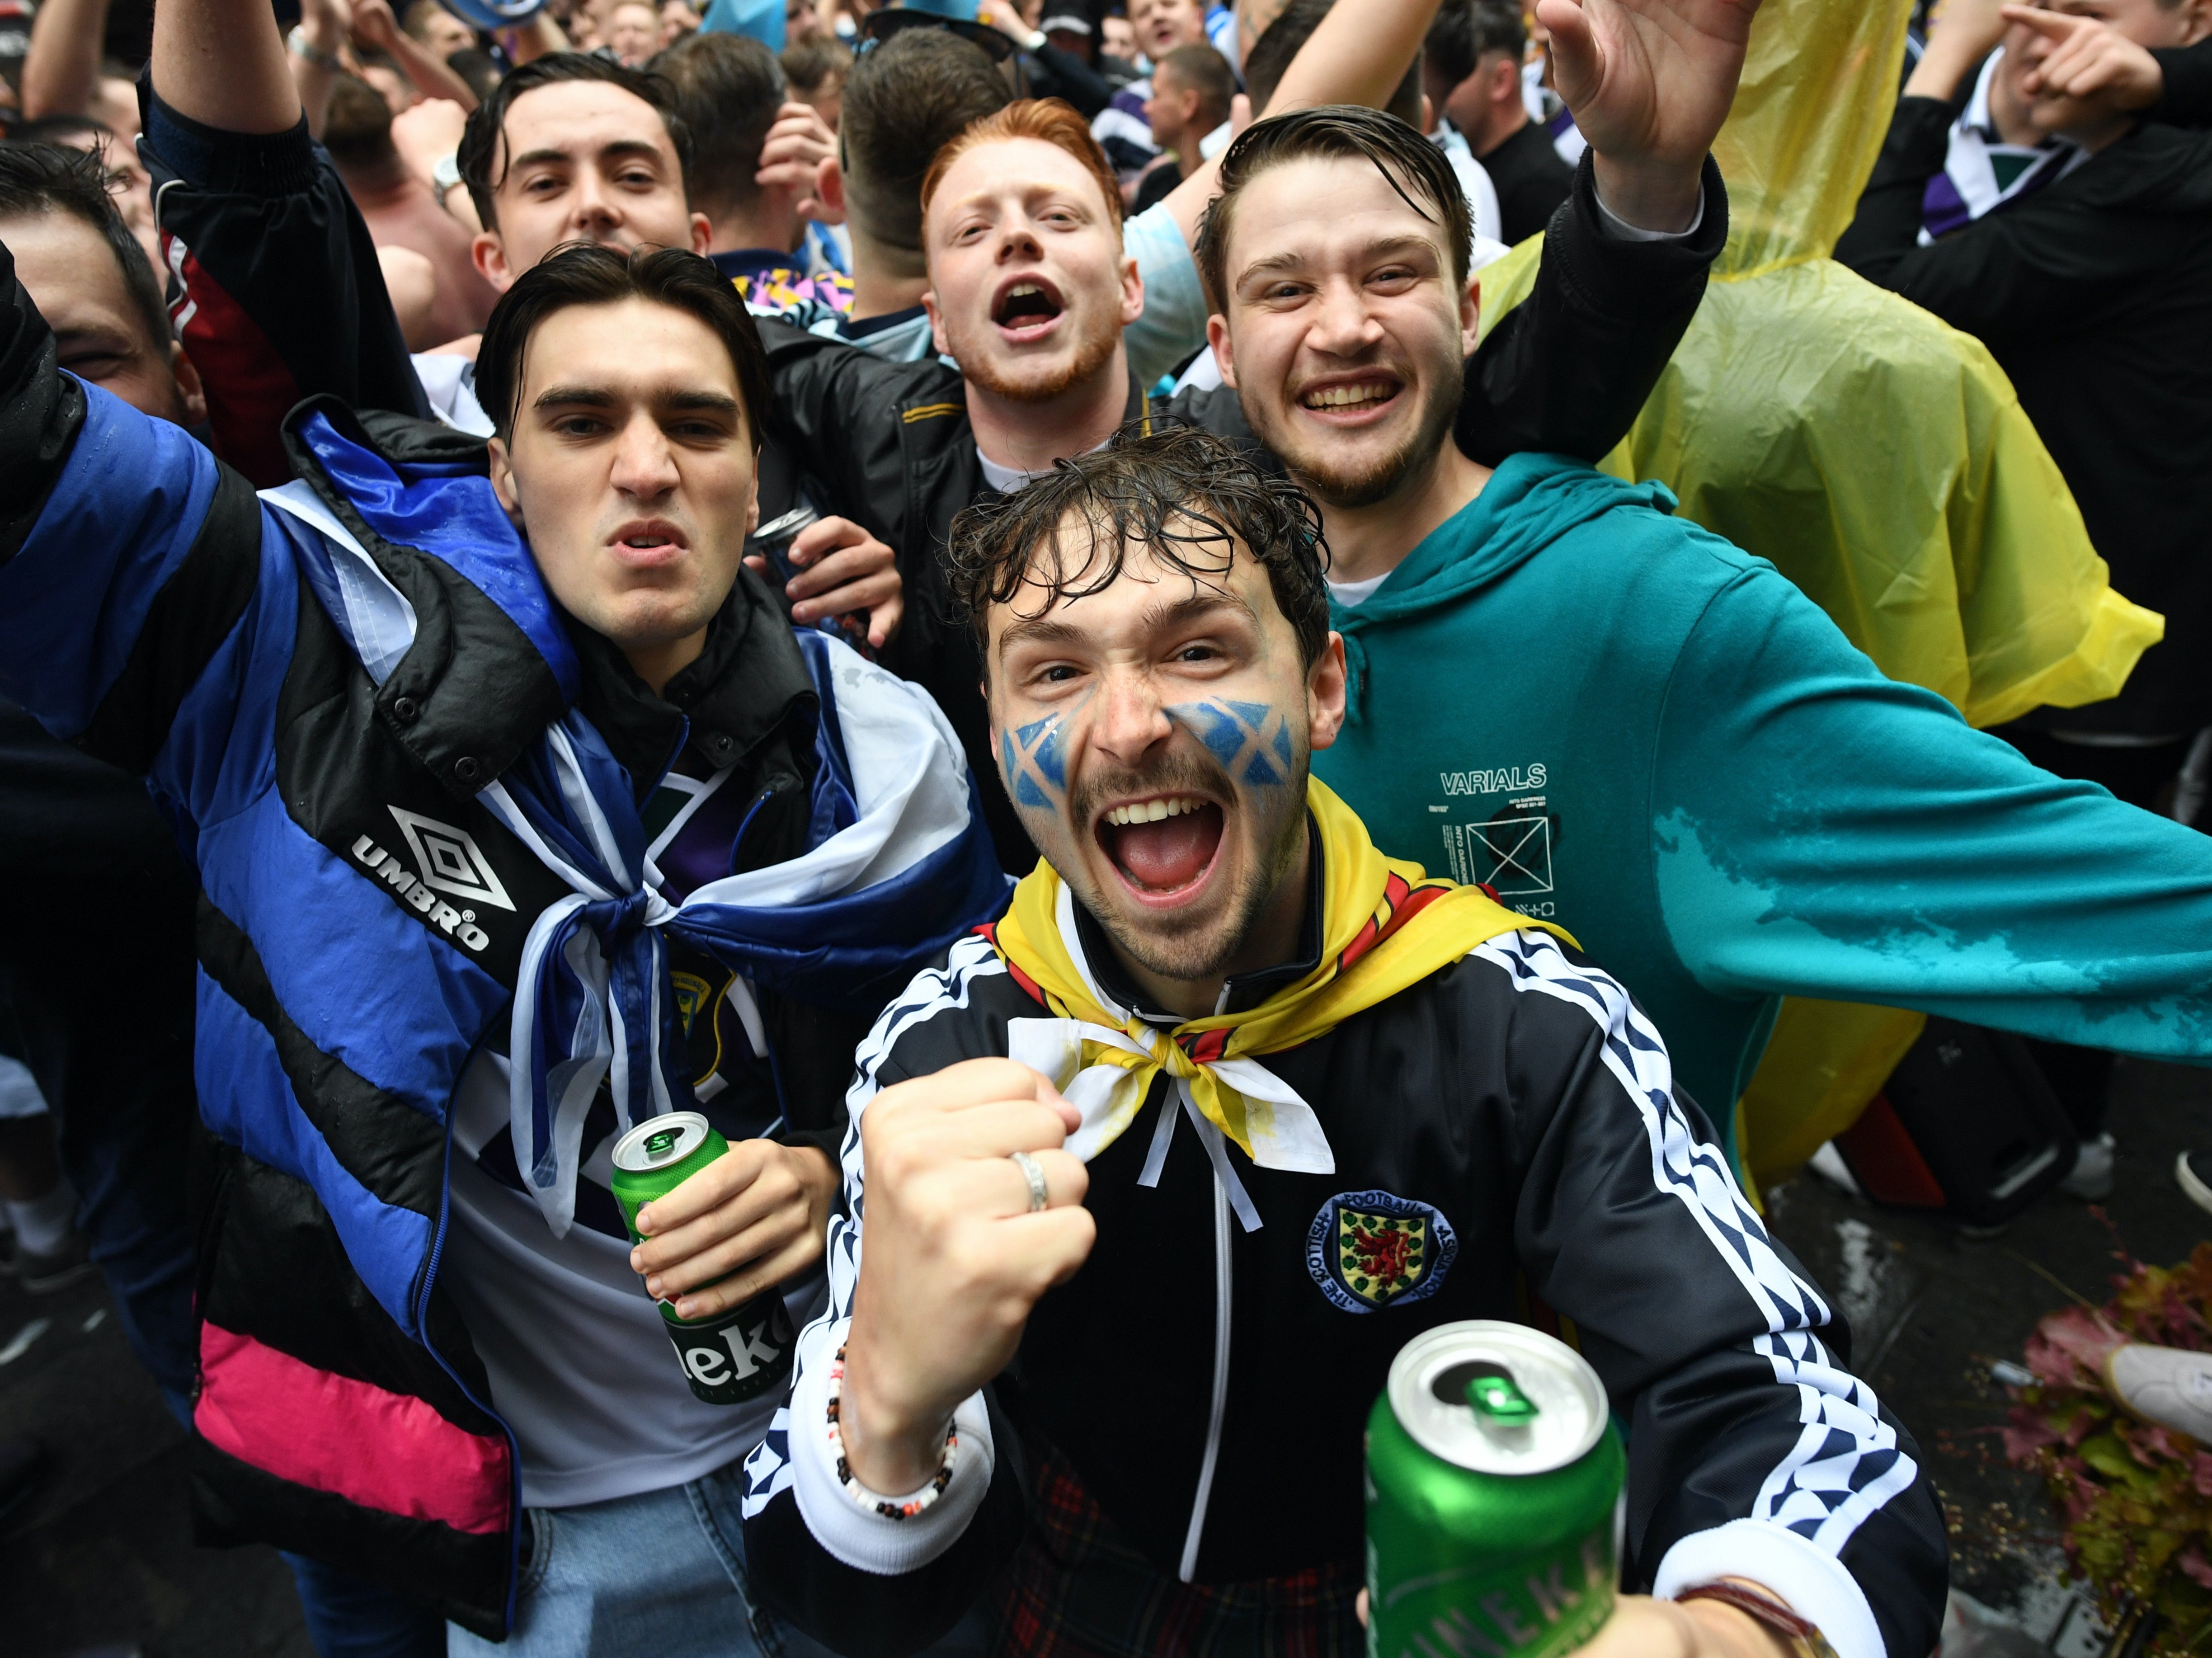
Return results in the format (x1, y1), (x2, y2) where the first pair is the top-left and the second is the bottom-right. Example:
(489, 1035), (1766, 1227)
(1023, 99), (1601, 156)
(1009, 1149), (1049, 1213)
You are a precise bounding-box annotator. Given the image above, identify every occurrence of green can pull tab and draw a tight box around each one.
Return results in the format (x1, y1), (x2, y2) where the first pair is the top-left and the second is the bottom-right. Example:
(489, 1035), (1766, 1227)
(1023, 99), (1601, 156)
(643, 1130), (679, 1161)
(1466, 1373), (1539, 1424)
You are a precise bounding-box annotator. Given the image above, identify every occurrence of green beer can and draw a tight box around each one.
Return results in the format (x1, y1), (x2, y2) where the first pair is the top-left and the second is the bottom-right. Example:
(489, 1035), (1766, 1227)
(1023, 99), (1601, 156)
(609, 1112), (795, 1407)
(1366, 1321), (1625, 1658)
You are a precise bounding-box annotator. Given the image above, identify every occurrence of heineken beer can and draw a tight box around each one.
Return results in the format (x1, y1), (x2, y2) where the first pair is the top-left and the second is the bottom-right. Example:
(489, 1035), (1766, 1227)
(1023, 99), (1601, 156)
(1366, 1321), (1625, 1658)
(609, 1112), (795, 1407)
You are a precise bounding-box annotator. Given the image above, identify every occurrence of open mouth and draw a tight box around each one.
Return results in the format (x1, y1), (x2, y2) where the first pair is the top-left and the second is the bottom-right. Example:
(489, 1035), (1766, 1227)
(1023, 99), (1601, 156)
(993, 277), (1065, 342)
(610, 519), (686, 565)
(1095, 794), (1226, 897)
(1299, 377), (1403, 419)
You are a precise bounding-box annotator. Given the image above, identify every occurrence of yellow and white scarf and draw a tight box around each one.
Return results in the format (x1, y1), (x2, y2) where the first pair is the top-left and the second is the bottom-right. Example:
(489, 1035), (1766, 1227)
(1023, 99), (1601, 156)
(984, 778), (1575, 1221)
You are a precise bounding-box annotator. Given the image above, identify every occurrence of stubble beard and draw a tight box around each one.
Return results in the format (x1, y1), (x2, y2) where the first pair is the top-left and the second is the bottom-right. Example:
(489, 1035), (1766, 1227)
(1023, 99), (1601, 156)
(958, 308), (1124, 407)
(1059, 749), (1312, 988)
(1260, 366), (1463, 512)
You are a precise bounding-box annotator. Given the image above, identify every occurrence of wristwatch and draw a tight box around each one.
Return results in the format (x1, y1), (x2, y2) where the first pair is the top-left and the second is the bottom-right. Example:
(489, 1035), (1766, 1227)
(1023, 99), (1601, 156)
(431, 153), (464, 208)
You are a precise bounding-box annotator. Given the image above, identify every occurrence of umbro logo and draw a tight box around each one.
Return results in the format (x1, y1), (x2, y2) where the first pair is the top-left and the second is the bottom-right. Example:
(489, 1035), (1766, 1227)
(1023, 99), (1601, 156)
(349, 807), (513, 953)
(387, 807), (514, 911)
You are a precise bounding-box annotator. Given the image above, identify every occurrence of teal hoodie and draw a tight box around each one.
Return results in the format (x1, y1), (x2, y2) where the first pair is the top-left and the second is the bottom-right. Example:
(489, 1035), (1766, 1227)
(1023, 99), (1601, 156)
(1316, 453), (2212, 1122)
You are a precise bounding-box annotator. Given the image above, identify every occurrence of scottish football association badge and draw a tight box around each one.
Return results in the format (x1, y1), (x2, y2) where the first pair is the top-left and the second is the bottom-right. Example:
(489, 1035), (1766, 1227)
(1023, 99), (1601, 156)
(1306, 1190), (1458, 1313)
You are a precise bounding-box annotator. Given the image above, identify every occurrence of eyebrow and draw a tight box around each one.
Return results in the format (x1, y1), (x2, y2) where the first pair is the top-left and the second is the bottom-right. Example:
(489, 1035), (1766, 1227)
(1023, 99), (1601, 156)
(508, 138), (666, 172)
(528, 387), (743, 414)
(1236, 234), (1438, 288)
(995, 589), (1255, 658)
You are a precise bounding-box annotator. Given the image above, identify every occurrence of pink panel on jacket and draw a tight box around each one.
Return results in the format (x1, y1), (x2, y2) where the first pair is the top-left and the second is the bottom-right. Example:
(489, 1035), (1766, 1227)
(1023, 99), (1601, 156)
(196, 1321), (508, 1536)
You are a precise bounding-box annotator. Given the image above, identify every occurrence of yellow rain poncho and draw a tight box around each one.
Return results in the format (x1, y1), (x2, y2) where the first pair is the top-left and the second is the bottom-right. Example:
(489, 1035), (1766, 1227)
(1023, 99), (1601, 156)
(1475, 0), (2163, 1187)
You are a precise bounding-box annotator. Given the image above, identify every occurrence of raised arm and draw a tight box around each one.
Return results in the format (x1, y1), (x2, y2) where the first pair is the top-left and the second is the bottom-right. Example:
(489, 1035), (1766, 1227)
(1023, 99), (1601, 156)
(154, 0), (301, 132)
(0, 238), (277, 805)
(1458, 0), (1757, 462)
(145, 0), (427, 482)
(352, 0), (480, 112)
(1158, 0), (1452, 247)
(19, 0), (108, 120)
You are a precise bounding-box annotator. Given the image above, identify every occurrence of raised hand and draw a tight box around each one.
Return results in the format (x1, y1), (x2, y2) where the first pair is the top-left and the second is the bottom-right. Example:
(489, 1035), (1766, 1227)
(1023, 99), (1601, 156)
(351, 0), (402, 53)
(781, 515), (906, 648)
(1536, 0), (1762, 231)
(839, 1060), (1092, 1494)
(755, 101), (843, 225)
(2003, 5), (2164, 110)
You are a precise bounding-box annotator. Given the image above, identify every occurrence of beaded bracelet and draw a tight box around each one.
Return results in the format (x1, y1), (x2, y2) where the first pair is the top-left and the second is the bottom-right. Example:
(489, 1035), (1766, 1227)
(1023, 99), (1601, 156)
(1676, 1582), (1839, 1658)
(824, 1343), (959, 1520)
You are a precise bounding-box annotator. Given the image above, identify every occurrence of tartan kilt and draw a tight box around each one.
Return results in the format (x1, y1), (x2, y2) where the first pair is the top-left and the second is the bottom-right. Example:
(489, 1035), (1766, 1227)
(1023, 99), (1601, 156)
(988, 1440), (1364, 1658)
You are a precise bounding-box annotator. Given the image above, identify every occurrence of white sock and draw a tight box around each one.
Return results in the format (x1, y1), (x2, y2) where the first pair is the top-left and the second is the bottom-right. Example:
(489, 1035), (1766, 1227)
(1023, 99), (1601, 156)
(5, 1181), (78, 1257)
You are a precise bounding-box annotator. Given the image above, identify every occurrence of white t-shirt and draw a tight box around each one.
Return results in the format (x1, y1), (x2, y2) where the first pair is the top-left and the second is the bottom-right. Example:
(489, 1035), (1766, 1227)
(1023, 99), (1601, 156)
(437, 1048), (828, 1509)
(1326, 571), (1392, 609)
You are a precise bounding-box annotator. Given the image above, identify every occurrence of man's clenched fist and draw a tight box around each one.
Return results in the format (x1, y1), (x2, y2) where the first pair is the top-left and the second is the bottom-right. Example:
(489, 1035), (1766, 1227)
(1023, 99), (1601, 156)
(840, 1059), (1094, 1494)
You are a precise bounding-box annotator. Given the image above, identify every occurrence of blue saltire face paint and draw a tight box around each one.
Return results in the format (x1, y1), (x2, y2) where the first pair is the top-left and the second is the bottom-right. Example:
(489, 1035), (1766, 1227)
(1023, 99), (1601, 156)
(1002, 691), (1089, 813)
(1165, 698), (1299, 789)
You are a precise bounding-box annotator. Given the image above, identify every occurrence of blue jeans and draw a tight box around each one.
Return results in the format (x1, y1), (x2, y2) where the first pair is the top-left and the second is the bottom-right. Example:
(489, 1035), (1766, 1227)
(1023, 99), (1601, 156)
(447, 1460), (844, 1658)
(285, 1554), (447, 1658)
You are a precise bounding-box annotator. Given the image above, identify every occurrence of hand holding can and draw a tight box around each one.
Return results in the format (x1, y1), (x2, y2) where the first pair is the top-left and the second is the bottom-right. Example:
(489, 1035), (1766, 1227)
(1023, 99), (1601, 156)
(612, 1113), (833, 1406)
(1366, 1323), (1625, 1658)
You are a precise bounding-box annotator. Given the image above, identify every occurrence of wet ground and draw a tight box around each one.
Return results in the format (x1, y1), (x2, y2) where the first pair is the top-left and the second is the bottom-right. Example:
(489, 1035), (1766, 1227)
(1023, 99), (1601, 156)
(5, 1055), (2207, 1656)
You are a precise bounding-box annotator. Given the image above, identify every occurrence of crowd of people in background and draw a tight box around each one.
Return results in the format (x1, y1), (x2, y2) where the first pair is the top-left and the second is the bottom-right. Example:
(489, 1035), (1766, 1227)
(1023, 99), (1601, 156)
(2, 0), (2212, 1656)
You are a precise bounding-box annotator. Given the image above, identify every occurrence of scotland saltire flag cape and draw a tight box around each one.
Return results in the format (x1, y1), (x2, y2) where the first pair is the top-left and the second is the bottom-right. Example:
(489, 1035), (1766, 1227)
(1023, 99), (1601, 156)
(267, 415), (1010, 1239)
(479, 633), (1008, 1235)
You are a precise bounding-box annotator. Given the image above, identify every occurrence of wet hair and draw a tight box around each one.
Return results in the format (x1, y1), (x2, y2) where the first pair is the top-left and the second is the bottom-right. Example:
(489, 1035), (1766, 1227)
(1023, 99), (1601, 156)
(474, 242), (772, 445)
(948, 424), (1332, 674)
(650, 32), (786, 226)
(1242, 0), (1422, 126)
(1195, 104), (1470, 308)
(1155, 42), (1236, 134)
(457, 53), (693, 232)
(0, 141), (170, 353)
(839, 28), (1009, 268)
(921, 98), (1122, 241)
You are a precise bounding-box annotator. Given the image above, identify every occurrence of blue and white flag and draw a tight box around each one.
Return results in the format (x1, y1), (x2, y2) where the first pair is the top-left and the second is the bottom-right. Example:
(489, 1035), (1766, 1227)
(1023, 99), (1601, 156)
(268, 417), (1011, 1239)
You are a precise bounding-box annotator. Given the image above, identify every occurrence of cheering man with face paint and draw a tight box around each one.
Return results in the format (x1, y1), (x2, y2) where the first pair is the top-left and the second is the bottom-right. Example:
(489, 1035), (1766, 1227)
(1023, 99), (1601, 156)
(737, 428), (1949, 1658)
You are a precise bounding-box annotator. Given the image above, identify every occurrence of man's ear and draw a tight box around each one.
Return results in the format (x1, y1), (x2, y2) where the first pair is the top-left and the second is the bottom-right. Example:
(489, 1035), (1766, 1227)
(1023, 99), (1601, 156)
(473, 229), (516, 293)
(1118, 248), (1144, 330)
(745, 464), (760, 537)
(688, 210), (713, 257)
(1490, 51), (1520, 109)
(923, 288), (951, 357)
(1459, 274), (1481, 359)
(169, 341), (208, 429)
(2184, 0), (2212, 47)
(817, 155), (846, 220)
(1207, 310), (1237, 389)
(1307, 631), (1347, 752)
(487, 433), (526, 528)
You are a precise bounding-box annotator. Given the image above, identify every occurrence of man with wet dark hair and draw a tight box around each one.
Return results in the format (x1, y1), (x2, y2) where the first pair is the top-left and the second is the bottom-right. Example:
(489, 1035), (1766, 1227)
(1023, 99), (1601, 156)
(739, 424), (1949, 1658)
